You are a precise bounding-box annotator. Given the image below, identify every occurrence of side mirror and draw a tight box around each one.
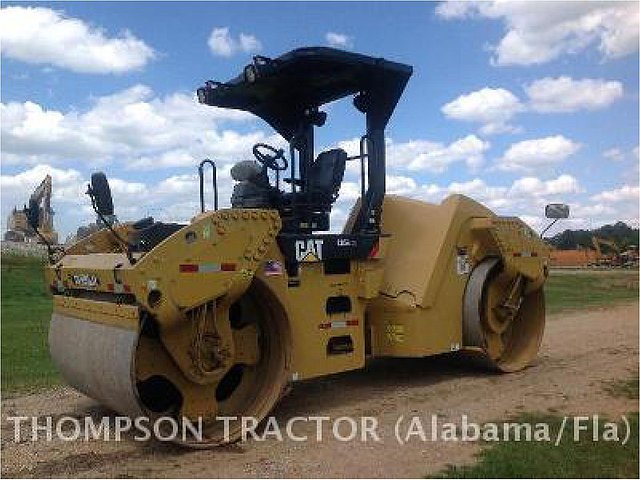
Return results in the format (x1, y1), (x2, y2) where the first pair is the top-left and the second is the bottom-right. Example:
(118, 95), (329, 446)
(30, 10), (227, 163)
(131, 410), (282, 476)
(545, 203), (570, 219)
(25, 199), (40, 231)
(540, 203), (570, 237)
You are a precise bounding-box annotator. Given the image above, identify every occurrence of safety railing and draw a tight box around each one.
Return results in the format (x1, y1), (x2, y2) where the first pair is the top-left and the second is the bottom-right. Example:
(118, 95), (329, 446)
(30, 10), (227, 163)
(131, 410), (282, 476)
(198, 159), (218, 213)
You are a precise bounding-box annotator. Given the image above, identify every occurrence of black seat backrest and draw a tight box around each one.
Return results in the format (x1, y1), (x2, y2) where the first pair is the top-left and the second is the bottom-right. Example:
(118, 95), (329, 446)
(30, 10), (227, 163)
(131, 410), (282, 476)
(309, 149), (347, 202)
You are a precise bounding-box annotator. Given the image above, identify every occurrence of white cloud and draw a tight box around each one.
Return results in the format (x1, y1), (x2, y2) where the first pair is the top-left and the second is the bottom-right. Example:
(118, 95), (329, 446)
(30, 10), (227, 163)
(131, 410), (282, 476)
(603, 147), (625, 162)
(387, 135), (490, 172)
(0, 6), (155, 74)
(446, 178), (508, 207)
(239, 33), (262, 53)
(497, 135), (580, 172)
(526, 77), (623, 113)
(1, 85), (279, 169)
(443, 76), (624, 133)
(591, 185), (640, 203)
(544, 175), (583, 195)
(441, 87), (523, 134)
(510, 174), (582, 197)
(337, 134), (490, 174)
(325, 32), (354, 48)
(387, 135), (490, 173)
(435, 1), (477, 19)
(436, 1), (639, 66)
(386, 175), (418, 196)
(570, 203), (617, 218)
(339, 175), (417, 203)
(208, 27), (262, 57)
(586, 185), (640, 229)
(440, 174), (581, 209)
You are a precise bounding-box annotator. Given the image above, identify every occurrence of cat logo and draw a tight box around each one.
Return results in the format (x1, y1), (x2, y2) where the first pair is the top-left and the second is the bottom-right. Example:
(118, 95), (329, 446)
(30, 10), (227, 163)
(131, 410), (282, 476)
(295, 239), (324, 262)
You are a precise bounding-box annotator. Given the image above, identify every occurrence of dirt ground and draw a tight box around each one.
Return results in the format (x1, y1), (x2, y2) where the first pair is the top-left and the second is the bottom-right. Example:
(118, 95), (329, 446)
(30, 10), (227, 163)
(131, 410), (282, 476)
(2, 303), (638, 478)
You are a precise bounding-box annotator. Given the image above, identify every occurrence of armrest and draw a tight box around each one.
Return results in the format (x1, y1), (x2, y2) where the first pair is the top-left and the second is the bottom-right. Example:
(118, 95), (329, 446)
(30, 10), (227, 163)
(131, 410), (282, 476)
(283, 178), (304, 186)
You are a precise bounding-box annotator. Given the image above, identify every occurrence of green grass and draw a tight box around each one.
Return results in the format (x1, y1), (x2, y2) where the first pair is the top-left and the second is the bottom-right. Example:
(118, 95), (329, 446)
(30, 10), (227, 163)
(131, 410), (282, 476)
(0, 256), (638, 393)
(434, 347), (640, 478)
(1, 254), (59, 393)
(545, 271), (639, 313)
(435, 412), (639, 478)
(604, 375), (640, 400)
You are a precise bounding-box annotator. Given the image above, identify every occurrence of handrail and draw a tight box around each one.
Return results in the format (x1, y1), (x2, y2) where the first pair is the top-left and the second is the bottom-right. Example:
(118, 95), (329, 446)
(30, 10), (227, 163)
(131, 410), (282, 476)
(198, 159), (218, 213)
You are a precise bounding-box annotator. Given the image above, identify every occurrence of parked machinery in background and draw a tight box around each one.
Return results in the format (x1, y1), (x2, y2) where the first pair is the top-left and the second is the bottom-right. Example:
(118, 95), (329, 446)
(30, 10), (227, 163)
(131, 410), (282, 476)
(591, 236), (621, 267)
(5, 174), (58, 244)
(619, 245), (639, 268)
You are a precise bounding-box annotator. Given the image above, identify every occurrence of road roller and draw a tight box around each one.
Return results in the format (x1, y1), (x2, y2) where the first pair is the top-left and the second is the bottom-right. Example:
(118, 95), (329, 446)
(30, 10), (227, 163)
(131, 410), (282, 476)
(38, 47), (563, 446)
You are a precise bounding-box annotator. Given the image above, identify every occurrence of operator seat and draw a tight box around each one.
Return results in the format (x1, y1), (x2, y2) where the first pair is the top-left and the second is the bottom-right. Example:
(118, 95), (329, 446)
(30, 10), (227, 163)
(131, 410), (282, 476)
(279, 148), (347, 232)
(284, 149), (347, 202)
(230, 160), (275, 208)
(308, 148), (347, 203)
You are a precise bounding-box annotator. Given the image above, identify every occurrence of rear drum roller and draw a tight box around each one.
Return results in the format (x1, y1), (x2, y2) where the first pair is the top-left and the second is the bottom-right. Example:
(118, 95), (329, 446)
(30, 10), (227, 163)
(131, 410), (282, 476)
(463, 257), (545, 372)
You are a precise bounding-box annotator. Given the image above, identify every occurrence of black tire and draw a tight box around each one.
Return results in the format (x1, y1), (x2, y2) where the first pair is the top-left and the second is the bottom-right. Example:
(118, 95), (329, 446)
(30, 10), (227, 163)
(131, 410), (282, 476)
(90, 172), (114, 216)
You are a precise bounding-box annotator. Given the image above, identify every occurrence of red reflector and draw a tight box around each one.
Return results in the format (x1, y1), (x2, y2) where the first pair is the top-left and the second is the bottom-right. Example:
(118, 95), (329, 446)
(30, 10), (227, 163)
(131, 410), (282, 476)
(123, 284), (132, 293)
(531, 252), (538, 257)
(221, 263), (236, 271)
(107, 283), (114, 291)
(347, 319), (359, 326)
(318, 322), (331, 330)
(179, 264), (198, 273)
(513, 252), (522, 257)
(368, 242), (380, 259)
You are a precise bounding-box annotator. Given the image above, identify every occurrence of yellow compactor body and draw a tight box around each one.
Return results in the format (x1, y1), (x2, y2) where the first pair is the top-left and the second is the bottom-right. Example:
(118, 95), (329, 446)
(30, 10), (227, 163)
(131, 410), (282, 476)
(43, 47), (552, 446)
(45, 194), (549, 445)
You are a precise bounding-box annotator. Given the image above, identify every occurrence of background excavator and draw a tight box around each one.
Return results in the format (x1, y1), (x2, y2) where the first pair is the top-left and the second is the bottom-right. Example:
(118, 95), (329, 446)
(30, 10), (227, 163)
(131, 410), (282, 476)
(37, 47), (568, 447)
(4, 174), (58, 245)
(591, 236), (621, 267)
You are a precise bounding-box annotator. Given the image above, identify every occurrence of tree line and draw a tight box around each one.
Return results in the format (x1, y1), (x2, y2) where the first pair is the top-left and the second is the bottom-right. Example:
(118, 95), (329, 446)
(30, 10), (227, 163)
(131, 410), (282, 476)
(547, 221), (639, 250)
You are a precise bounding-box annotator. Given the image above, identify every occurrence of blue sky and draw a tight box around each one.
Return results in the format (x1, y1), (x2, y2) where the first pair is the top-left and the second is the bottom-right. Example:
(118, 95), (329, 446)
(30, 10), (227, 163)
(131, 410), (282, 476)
(1, 1), (638, 239)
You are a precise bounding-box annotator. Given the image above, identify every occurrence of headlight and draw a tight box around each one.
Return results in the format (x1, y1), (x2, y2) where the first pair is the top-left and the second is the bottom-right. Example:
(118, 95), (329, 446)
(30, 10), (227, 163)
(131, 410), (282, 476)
(244, 64), (257, 83)
(196, 88), (208, 104)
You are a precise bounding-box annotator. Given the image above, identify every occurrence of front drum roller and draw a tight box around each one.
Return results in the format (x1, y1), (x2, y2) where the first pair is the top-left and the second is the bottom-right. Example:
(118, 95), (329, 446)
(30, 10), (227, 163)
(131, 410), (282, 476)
(49, 280), (290, 447)
(462, 257), (545, 372)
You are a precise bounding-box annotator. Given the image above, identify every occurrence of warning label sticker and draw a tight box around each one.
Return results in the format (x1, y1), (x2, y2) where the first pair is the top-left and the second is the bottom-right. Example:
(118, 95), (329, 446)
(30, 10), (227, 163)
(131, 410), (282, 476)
(456, 247), (471, 275)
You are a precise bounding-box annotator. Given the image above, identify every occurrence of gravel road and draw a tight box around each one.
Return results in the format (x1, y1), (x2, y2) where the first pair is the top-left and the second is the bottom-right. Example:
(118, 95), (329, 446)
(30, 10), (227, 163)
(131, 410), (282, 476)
(2, 303), (638, 478)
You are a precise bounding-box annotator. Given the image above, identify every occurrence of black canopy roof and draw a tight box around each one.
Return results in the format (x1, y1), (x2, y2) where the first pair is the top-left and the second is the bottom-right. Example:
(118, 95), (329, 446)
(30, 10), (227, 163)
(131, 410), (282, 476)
(197, 47), (413, 140)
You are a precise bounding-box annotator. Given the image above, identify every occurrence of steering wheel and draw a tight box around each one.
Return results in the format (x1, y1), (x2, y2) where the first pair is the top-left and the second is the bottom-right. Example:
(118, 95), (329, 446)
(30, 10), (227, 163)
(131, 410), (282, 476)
(252, 143), (288, 171)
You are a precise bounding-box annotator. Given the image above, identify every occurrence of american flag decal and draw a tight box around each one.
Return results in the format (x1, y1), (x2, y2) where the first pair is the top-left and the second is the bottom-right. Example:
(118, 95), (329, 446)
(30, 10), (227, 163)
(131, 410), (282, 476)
(264, 260), (284, 276)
